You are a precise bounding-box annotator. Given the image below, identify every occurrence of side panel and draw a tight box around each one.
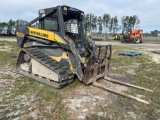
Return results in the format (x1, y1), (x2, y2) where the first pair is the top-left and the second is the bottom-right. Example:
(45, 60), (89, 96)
(29, 27), (54, 40)
(28, 27), (67, 44)
(20, 58), (59, 81)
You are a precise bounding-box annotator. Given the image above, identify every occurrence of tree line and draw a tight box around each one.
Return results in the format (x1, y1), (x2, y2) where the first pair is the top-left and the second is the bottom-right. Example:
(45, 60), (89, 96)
(0, 14), (140, 35)
(0, 19), (28, 30)
(83, 13), (140, 35)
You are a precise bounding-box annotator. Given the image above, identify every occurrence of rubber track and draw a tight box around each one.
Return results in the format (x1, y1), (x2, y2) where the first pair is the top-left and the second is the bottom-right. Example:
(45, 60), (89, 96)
(16, 48), (74, 88)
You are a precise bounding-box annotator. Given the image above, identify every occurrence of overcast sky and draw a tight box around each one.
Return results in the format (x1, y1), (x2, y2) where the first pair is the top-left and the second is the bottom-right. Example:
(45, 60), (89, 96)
(0, 0), (159, 32)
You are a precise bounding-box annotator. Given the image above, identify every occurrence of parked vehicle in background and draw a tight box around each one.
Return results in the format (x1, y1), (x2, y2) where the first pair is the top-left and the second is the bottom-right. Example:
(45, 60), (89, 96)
(121, 29), (143, 43)
(114, 34), (123, 41)
(0, 26), (16, 37)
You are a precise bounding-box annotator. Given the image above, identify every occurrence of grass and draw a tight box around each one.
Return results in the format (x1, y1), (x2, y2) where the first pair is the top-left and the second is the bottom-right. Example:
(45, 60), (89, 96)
(0, 41), (19, 67)
(0, 41), (70, 119)
(104, 45), (160, 119)
(0, 41), (160, 119)
(0, 73), (13, 79)
(144, 39), (160, 43)
(0, 76), (70, 119)
(12, 78), (69, 119)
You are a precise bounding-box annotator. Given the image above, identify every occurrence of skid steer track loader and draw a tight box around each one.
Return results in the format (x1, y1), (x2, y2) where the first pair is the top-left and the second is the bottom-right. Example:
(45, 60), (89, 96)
(16, 5), (152, 104)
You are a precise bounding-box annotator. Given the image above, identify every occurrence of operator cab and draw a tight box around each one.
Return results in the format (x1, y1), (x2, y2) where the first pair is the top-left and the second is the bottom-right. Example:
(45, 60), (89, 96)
(33, 5), (85, 55)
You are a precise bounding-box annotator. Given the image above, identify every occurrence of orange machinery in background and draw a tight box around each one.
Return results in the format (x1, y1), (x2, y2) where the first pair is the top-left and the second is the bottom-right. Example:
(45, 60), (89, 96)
(121, 29), (143, 43)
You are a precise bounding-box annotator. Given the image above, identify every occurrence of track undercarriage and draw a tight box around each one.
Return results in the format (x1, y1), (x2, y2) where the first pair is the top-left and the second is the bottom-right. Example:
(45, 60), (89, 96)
(16, 48), (74, 88)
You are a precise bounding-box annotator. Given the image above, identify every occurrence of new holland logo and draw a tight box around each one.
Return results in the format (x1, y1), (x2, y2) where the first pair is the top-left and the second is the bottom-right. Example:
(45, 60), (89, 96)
(30, 31), (48, 38)
(17, 32), (24, 37)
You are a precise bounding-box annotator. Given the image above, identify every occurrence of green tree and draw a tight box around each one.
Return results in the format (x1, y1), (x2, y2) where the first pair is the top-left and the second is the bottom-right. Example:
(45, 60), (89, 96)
(151, 30), (159, 37)
(113, 16), (119, 34)
(103, 14), (111, 33)
(109, 17), (113, 33)
(15, 19), (28, 26)
(8, 19), (15, 27)
(92, 16), (97, 32)
(121, 16), (129, 33)
(121, 15), (140, 33)
(97, 16), (103, 35)
(84, 14), (97, 35)
(0, 22), (7, 28)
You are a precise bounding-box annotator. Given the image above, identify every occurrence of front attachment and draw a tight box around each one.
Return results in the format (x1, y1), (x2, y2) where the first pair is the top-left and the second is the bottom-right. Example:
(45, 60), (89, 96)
(82, 44), (152, 104)
(83, 44), (112, 85)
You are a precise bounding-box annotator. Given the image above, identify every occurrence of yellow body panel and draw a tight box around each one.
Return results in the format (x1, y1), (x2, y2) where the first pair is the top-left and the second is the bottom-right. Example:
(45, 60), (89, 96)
(28, 27), (64, 44)
(28, 27), (73, 72)
(50, 52), (75, 74)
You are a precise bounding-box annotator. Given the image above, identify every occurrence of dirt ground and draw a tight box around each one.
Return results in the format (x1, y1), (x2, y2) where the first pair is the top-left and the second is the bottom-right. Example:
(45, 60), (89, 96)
(0, 37), (16, 42)
(0, 38), (160, 119)
(0, 67), (131, 120)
